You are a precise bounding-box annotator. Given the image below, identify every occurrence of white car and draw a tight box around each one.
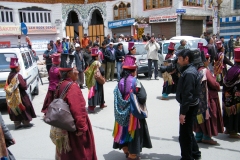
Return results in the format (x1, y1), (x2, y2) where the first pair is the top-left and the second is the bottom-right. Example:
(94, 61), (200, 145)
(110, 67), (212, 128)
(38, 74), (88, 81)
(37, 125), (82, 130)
(158, 36), (208, 60)
(0, 47), (39, 104)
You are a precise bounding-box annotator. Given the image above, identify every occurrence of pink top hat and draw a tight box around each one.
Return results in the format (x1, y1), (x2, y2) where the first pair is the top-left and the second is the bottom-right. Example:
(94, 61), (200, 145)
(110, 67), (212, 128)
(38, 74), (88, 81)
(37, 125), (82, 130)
(122, 55), (137, 70)
(234, 48), (240, 62)
(168, 42), (175, 50)
(202, 46), (210, 58)
(198, 43), (203, 51)
(52, 54), (60, 65)
(128, 42), (135, 50)
(91, 48), (98, 57)
(10, 57), (19, 68)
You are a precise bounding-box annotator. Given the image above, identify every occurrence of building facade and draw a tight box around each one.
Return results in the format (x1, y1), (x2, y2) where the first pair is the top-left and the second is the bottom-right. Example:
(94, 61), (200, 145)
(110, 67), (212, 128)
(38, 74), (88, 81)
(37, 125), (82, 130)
(219, 0), (240, 40)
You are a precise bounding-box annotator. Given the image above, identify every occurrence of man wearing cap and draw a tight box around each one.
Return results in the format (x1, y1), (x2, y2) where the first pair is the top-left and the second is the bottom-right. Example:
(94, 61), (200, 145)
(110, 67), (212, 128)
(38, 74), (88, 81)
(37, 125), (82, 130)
(178, 39), (187, 50)
(81, 34), (90, 49)
(118, 34), (124, 42)
(66, 36), (70, 51)
(105, 42), (116, 81)
(115, 43), (125, 81)
(223, 48), (240, 139)
(50, 40), (56, 52)
(43, 43), (55, 74)
(55, 37), (63, 54)
(74, 43), (85, 89)
(94, 36), (100, 45)
(145, 36), (160, 80)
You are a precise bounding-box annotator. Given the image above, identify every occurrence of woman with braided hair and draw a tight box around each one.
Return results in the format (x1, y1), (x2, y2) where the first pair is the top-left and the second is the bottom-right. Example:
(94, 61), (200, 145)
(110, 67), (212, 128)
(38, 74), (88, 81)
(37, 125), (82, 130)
(113, 55), (152, 160)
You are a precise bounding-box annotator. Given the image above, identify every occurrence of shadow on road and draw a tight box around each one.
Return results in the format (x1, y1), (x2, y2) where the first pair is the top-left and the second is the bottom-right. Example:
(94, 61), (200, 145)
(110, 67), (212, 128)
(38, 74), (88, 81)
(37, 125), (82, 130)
(156, 96), (176, 100)
(103, 150), (181, 160)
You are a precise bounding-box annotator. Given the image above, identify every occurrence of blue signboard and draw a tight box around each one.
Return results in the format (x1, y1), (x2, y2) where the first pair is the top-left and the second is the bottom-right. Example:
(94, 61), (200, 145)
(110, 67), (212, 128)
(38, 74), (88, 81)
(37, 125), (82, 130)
(21, 22), (28, 35)
(176, 9), (186, 14)
(108, 18), (135, 29)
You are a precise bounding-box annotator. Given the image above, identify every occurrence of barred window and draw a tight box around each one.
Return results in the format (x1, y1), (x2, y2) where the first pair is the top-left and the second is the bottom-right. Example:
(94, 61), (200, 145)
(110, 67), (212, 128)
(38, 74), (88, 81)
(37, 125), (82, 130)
(234, 0), (240, 9)
(0, 6), (14, 23)
(19, 6), (51, 23)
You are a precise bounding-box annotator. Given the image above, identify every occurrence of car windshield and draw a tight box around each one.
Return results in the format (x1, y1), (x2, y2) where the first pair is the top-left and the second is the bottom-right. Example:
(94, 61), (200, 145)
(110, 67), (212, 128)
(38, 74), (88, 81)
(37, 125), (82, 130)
(134, 44), (147, 55)
(0, 53), (17, 72)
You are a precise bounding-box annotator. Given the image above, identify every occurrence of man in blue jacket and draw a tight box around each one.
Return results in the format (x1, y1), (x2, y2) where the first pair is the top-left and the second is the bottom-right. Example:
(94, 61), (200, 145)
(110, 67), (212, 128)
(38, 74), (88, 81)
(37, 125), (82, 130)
(60, 37), (69, 67)
(115, 43), (125, 81)
(176, 49), (202, 160)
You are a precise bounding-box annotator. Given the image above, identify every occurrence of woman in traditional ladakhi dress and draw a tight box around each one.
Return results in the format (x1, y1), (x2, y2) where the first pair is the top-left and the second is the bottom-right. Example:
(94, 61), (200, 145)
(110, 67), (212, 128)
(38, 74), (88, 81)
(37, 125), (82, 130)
(4, 57), (36, 129)
(222, 48), (240, 139)
(85, 48), (107, 113)
(113, 55), (152, 160)
(194, 46), (224, 145)
(52, 66), (97, 160)
(161, 42), (178, 100)
(42, 54), (61, 114)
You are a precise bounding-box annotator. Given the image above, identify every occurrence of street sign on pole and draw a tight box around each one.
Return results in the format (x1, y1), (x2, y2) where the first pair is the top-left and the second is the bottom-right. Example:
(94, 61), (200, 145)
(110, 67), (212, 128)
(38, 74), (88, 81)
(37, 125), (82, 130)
(21, 22), (28, 35)
(176, 9), (186, 14)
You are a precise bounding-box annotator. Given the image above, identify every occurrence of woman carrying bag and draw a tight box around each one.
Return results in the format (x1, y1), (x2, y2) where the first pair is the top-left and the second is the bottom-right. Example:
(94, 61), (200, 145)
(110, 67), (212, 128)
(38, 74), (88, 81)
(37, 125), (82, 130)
(4, 57), (36, 129)
(85, 48), (107, 113)
(113, 55), (152, 160)
(51, 66), (97, 160)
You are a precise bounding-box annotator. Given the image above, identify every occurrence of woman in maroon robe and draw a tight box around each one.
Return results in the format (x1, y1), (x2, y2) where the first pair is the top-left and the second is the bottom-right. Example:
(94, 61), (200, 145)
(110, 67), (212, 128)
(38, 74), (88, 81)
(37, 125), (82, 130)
(194, 48), (224, 144)
(5, 57), (36, 129)
(55, 66), (97, 160)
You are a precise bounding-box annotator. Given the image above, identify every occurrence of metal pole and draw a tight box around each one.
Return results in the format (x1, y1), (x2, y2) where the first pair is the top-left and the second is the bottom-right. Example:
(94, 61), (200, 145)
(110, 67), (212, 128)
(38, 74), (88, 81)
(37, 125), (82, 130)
(217, 0), (223, 39)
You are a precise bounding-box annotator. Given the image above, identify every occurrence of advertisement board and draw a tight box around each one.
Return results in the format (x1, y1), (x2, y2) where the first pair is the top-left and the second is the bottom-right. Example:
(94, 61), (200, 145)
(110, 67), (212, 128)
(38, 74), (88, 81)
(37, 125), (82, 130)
(108, 18), (135, 29)
(31, 40), (49, 52)
(149, 14), (177, 23)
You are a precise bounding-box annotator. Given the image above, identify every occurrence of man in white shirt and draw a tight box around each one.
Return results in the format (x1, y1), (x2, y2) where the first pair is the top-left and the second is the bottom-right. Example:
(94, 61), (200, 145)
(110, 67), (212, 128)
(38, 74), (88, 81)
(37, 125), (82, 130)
(144, 36), (160, 80)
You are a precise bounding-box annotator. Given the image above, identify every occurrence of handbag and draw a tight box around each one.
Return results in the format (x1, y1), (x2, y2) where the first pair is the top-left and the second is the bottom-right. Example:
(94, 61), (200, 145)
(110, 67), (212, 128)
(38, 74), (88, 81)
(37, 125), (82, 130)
(44, 82), (76, 132)
(94, 67), (105, 85)
(129, 78), (148, 119)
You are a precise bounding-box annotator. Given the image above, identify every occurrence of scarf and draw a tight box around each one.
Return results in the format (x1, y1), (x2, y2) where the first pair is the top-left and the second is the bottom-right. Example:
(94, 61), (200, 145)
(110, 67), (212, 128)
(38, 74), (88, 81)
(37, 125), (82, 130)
(4, 74), (25, 116)
(214, 52), (224, 82)
(50, 126), (71, 155)
(223, 65), (240, 88)
(85, 61), (101, 89)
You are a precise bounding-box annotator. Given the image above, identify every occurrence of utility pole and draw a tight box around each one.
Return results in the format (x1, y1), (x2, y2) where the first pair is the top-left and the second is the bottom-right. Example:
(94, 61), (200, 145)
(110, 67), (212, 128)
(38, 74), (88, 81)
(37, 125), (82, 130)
(217, 0), (223, 38)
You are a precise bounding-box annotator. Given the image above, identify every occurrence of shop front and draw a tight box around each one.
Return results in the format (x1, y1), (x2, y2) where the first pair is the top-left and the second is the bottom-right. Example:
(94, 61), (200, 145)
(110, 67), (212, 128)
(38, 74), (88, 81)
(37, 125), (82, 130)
(108, 18), (135, 37)
(181, 15), (205, 37)
(149, 14), (177, 40)
(0, 25), (57, 52)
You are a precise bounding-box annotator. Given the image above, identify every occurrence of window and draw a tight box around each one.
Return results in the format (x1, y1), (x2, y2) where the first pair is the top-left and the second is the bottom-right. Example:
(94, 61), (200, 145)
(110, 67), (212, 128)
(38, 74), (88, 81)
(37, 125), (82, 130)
(144, 0), (172, 10)
(113, 2), (131, 20)
(25, 52), (33, 67)
(19, 6), (51, 23)
(183, 0), (203, 7)
(235, 0), (240, 9)
(0, 53), (16, 72)
(22, 53), (29, 69)
(0, 6), (14, 23)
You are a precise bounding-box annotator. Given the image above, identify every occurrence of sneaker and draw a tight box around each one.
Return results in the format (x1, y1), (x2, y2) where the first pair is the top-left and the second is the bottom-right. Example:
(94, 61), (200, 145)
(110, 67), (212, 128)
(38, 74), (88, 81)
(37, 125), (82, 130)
(155, 77), (159, 80)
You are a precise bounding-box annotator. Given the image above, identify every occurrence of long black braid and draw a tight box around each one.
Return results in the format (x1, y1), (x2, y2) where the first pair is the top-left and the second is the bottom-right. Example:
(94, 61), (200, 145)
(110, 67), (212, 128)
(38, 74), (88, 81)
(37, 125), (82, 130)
(120, 69), (134, 98)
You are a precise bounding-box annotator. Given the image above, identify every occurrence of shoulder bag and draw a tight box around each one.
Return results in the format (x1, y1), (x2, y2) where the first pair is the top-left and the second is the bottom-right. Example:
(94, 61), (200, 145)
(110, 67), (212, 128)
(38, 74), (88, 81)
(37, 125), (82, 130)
(44, 82), (76, 132)
(94, 67), (105, 85)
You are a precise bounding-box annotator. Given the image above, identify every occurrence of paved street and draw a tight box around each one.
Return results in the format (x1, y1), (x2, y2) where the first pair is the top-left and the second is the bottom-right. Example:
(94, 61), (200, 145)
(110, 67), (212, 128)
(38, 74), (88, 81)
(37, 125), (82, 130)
(1, 75), (240, 160)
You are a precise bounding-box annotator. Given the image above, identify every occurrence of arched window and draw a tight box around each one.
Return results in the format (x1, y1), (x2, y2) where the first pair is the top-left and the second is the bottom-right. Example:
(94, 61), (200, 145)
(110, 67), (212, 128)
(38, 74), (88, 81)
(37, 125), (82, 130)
(113, 2), (131, 20)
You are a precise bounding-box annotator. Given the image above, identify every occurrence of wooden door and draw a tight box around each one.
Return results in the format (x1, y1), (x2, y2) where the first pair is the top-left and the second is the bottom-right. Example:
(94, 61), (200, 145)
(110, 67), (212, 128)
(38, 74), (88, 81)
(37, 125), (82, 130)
(88, 24), (104, 45)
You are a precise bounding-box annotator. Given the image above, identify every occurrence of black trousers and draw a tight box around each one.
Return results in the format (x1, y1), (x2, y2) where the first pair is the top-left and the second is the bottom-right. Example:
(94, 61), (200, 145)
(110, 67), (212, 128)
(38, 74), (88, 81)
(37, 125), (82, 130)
(148, 59), (158, 78)
(229, 47), (234, 59)
(179, 105), (201, 160)
(60, 54), (68, 68)
(46, 65), (52, 74)
(68, 55), (75, 67)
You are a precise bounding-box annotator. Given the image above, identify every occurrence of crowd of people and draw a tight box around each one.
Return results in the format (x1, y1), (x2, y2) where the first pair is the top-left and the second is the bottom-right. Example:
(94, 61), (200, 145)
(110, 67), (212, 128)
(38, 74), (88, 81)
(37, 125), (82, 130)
(1, 32), (240, 160)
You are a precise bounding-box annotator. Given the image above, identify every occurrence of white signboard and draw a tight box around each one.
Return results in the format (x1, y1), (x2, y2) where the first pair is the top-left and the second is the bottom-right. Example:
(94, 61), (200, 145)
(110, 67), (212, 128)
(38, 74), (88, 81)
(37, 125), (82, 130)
(149, 14), (177, 23)
(32, 40), (49, 52)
